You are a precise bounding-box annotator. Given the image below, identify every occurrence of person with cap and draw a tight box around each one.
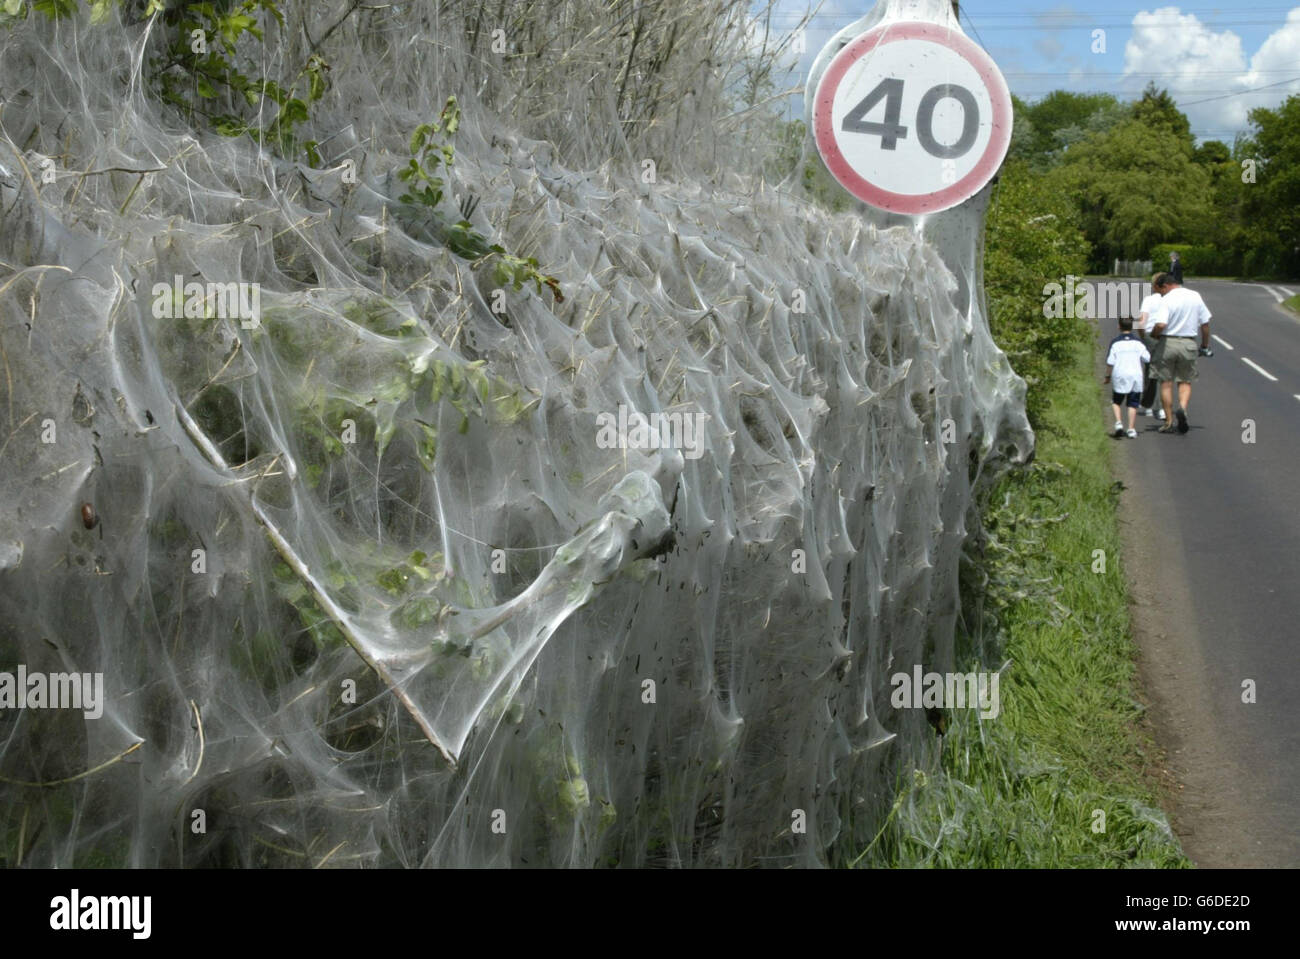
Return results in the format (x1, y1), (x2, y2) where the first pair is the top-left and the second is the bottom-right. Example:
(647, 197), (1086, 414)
(1148, 272), (1212, 434)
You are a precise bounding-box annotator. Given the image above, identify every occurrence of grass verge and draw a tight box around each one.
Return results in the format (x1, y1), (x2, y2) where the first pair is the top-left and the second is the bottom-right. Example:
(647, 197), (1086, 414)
(851, 337), (1191, 868)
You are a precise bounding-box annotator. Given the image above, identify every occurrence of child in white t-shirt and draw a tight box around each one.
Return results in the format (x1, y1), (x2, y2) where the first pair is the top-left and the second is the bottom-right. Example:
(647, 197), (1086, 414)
(1105, 317), (1151, 438)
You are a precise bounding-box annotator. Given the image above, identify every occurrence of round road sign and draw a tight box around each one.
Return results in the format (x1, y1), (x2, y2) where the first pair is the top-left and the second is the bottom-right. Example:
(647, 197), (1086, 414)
(812, 22), (1012, 215)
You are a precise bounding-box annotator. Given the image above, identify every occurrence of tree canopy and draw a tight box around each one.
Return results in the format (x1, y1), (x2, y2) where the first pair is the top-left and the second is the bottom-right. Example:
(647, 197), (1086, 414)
(995, 85), (1299, 277)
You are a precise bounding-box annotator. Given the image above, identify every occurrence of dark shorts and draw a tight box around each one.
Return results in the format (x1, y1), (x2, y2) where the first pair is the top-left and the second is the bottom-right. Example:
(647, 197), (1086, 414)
(1141, 377), (1159, 407)
(1112, 390), (1142, 408)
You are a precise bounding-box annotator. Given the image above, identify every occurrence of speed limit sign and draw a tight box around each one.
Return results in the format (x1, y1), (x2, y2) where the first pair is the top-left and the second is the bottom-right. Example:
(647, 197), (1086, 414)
(812, 22), (1012, 215)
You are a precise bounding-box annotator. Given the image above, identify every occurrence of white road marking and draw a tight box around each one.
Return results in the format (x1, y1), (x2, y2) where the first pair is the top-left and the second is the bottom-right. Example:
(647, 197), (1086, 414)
(1242, 358), (1279, 381)
(1212, 334), (1235, 350)
(1278, 286), (1297, 298)
(1262, 285), (1286, 302)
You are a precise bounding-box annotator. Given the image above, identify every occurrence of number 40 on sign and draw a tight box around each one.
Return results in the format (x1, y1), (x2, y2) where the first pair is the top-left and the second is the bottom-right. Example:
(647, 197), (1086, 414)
(812, 22), (1013, 215)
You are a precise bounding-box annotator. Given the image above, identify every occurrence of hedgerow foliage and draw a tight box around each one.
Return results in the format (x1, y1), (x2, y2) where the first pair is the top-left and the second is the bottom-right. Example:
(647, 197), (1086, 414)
(985, 160), (1092, 426)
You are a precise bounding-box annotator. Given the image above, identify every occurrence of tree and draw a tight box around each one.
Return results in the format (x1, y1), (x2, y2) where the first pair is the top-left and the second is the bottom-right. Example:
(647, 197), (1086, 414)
(1238, 95), (1300, 276)
(1052, 99), (1129, 155)
(1021, 91), (1122, 165)
(1048, 118), (1211, 270)
(985, 160), (1091, 424)
(1131, 82), (1193, 145)
(1006, 94), (1037, 164)
(1193, 140), (1231, 167)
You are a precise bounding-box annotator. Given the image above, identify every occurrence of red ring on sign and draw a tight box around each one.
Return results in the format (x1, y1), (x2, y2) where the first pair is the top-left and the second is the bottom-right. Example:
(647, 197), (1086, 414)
(813, 22), (1012, 215)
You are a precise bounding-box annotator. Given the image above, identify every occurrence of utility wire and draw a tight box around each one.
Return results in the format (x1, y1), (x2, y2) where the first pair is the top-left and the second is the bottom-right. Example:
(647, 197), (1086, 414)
(1181, 76), (1300, 105)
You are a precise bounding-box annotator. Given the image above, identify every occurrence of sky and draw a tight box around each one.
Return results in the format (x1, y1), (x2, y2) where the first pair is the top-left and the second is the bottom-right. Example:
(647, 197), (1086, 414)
(760, 1), (1300, 143)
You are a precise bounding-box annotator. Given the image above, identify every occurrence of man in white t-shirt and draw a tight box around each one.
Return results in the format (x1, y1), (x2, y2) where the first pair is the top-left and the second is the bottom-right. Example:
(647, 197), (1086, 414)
(1148, 273), (1212, 434)
(1135, 275), (1165, 420)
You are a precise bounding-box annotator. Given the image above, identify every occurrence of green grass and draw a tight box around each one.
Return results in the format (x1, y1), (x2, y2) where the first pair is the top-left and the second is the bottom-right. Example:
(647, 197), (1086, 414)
(850, 337), (1190, 868)
(1283, 293), (1300, 314)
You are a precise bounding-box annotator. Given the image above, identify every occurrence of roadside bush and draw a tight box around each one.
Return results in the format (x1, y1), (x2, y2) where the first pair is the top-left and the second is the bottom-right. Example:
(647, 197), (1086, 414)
(1149, 243), (1240, 278)
(985, 160), (1092, 426)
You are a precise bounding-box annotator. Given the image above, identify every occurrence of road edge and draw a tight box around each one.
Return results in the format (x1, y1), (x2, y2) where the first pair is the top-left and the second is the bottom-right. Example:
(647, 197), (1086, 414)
(1102, 331), (1268, 868)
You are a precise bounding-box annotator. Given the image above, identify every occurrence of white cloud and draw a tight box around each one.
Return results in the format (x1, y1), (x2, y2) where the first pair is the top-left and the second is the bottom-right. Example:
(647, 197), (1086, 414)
(1123, 6), (1300, 138)
(1240, 8), (1300, 120)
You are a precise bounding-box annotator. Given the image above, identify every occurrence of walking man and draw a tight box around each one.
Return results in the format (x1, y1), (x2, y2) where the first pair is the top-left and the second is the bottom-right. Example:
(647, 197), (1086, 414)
(1148, 272), (1212, 434)
(1169, 251), (1184, 285)
(1137, 273), (1165, 420)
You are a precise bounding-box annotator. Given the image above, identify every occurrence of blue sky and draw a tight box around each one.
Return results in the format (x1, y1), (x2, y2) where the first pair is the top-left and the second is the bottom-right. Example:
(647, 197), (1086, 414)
(761, 2), (1300, 142)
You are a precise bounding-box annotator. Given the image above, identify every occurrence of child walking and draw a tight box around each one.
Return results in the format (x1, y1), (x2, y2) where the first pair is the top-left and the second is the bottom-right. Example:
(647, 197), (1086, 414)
(1105, 317), (1150, 438)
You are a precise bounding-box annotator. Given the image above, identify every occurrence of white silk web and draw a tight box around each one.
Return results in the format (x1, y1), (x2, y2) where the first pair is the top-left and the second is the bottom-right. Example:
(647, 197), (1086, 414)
(0, 0), (1029, 866)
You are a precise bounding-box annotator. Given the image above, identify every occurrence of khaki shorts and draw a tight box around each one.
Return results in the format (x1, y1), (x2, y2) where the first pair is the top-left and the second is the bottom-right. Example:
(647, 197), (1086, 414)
(1145, 338), (1163, 382)
(1153, 337), (1198, 383)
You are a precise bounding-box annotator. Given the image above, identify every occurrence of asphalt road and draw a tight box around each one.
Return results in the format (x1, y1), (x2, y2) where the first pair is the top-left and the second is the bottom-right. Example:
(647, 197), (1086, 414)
(1111, 278), (1300, 867)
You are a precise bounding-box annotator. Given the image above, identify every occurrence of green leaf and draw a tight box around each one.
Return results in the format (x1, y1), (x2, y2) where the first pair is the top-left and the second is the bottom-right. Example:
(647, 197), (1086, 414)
(219, 13), (256, 47)
(259, 79), (286, 105)
(415, 422), (438, 468)
(377, 567), (410, 596)
(394, 596), (444, 630)
(375, 417), (397, 456)
(33, 0), (77, 19)
(440, 96), (460, 135)
(279, 97), (309, 126)
(212, 115), (249, 136)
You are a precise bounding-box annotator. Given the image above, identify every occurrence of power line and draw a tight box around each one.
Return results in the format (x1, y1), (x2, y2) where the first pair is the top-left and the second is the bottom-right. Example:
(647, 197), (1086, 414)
(763, 13), (1299, 29)
(958, 5), (989, 52)
(945, 5), (1298, 18)
(1011, 82), (1300, 97)
(1003, 69), (1300, 78)
(956, 2), (1299, 12)
(1181, 76), (1300, 105)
